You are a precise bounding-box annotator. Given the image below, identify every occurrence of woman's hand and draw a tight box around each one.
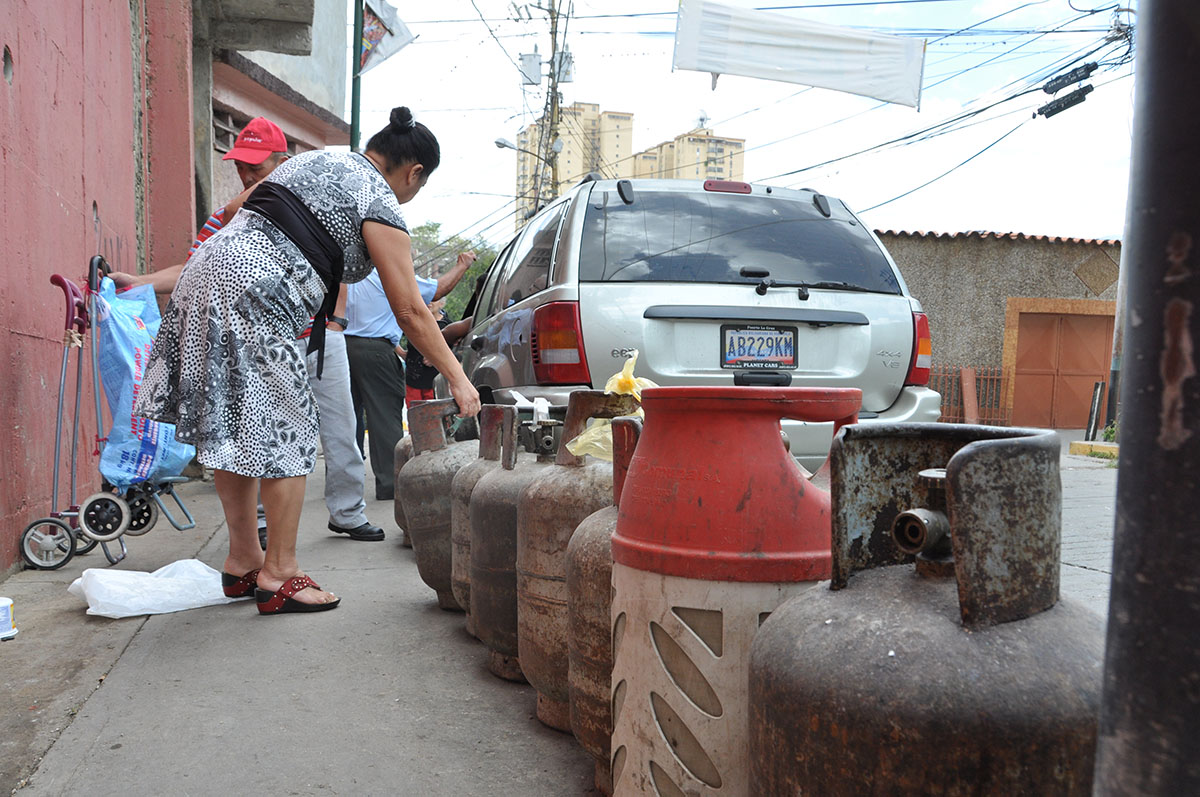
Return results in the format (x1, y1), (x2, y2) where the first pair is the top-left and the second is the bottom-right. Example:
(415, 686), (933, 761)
(109, 272), (142, 290)
(448, 374), (481, 418)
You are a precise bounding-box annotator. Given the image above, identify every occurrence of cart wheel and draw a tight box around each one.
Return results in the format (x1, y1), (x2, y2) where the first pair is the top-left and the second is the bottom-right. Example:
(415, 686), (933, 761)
(79, 492), (131, 543)
(123, 489), (159, 536)
(21, 518), (76, 570)
(74, 528), (100, 555)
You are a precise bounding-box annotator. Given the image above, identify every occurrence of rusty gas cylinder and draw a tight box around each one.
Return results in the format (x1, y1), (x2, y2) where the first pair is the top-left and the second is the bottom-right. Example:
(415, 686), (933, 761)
(610, 386), (861, 797)
(516, 390), (640, 732)
(450, 405), (516, 639)
(469, 417), (562, 681)
(392, 435), (415, 548)
(397, 399), (479, 610)
(749, 423), (1105, 796)
(566, 417), (641, 796)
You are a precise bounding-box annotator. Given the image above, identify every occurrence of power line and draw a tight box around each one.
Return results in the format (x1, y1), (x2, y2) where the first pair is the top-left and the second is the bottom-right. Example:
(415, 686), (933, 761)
(858, 120), (1028, 212)
(407, 1), (972, 25)
(469, 0), (524, 73)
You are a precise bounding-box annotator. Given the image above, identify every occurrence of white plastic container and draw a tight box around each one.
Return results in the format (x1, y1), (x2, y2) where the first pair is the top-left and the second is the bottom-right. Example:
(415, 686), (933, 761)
(0, 597), (17, 640)
(610, 566), (815, 795)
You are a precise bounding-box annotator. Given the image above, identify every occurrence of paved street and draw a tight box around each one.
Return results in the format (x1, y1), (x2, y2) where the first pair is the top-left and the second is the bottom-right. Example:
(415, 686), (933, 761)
(1, 432), (1117, 795)
(1059, 441), (1117, 618)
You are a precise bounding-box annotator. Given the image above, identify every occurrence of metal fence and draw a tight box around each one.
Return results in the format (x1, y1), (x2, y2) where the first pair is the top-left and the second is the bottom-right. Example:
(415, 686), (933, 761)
(929, 364), (1010, 426)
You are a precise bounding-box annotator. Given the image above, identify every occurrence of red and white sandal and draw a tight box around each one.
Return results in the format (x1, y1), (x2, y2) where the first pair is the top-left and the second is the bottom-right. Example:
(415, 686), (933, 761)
(254, 575), (340, 614)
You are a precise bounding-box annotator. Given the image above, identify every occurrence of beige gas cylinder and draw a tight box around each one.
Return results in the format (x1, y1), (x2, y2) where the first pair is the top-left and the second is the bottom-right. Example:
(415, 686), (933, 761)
(450, 405), (515, 639)
(392, 435), (415, 548)
(609, 387), (860, 796)
(566, 417), (641, 796)
(516, 391), (639, 732)
(469, 418), (561, 681)
(397, 399), (479, 610)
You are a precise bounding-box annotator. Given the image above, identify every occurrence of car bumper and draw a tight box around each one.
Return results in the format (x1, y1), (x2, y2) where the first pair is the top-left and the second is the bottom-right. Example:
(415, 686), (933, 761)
(782, 387), (943, 472)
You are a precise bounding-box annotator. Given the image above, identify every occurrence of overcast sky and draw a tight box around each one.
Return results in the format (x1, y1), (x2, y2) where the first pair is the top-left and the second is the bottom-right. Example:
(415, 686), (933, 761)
(353, 0), (1137, 248)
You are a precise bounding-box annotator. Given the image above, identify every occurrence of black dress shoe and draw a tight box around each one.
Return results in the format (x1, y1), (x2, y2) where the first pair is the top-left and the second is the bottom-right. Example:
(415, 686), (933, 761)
(328, 521), (386, 542)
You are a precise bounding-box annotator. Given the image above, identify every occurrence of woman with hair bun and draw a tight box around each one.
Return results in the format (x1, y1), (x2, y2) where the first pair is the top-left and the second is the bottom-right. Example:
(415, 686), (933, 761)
(135, 106), (481, 614)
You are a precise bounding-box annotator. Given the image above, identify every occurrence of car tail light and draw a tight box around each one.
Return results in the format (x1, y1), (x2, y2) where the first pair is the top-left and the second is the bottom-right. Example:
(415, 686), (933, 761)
(906, 312), (932, 386)
(532, 302), (592, 385)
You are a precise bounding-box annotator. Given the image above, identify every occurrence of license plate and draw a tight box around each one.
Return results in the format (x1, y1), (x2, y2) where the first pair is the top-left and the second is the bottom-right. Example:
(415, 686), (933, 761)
(720, 325), (797, 370)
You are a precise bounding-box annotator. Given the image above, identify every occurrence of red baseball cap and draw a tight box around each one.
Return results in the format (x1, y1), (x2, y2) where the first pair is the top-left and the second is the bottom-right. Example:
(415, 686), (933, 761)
(223, 117), (287, 165)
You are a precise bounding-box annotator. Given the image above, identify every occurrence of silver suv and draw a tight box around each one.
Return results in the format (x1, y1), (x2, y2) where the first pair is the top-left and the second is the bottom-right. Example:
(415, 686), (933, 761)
(442, 177), (940, 470)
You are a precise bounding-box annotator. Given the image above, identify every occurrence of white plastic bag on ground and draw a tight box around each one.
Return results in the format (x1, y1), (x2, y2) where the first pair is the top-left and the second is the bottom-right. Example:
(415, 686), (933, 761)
(67, 559), (244, 618)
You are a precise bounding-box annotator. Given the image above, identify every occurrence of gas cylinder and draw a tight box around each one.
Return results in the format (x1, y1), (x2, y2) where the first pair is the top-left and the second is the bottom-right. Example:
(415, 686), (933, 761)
(450, 404), (516, 639)
(516, 390), (640, 732)
(469, 417), (562, 681)
(392, 435), (415, 548)
(566, 417), (641, 796)
(397, 399), (479, 610)
(749, 423), (1104, 796)
(610, 387), (861, 797)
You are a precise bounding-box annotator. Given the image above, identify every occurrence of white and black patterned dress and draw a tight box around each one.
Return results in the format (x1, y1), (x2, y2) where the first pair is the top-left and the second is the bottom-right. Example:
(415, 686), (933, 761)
(134, 151), (407, 478)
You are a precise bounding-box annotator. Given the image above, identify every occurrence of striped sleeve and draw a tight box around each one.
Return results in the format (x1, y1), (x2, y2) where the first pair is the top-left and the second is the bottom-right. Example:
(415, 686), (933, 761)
(187, 207), (227, 260)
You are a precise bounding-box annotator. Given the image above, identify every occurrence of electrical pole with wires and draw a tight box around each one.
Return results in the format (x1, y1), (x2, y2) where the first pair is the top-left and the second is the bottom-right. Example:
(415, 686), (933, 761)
(547, 1), (561, 201)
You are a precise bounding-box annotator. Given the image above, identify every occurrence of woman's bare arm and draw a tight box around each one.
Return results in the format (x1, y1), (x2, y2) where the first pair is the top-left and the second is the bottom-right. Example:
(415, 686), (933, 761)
(363, 221), (480, 417)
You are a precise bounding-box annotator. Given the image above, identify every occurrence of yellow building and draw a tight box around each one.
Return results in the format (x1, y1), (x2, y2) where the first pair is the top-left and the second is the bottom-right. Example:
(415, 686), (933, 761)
(512, 103), (744, 224)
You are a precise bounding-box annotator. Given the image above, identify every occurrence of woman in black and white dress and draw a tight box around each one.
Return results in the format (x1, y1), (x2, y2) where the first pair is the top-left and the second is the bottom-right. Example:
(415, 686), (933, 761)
(135, 107), (481, 613)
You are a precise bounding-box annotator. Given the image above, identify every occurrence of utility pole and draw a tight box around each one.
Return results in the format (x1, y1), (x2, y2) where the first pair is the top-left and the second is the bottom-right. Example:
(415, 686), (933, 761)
(1093, 1), (1200, 793)
(547, 0), (561, 201)
(350, 0), (364, 150)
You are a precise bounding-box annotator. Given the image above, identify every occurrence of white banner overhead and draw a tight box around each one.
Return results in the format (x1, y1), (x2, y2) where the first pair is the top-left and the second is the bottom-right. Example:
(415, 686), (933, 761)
(673, 0), (926, 109)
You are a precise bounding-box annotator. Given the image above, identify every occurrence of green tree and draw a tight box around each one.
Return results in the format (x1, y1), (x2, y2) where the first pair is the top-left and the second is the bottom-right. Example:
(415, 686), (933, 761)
(407, 221), (497, 323)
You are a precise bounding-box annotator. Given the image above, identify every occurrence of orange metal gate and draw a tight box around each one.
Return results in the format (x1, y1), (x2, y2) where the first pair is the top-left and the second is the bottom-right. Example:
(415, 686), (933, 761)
(1012, 312), (1114, 428)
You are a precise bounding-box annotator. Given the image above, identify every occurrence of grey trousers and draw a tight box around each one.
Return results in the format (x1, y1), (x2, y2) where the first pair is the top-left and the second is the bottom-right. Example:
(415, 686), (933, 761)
(304, 330), (369, 528)
(344, 334), (407, 500)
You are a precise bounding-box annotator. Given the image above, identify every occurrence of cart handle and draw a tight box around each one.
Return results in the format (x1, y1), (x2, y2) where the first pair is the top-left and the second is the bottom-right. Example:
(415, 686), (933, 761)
(87, 255), (110, 293)
(50, 274), (88, 333)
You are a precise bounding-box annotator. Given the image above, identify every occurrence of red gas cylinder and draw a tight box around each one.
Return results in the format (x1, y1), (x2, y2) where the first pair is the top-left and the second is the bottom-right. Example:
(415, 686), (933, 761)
(613, 387), (861, 582)
(610, 386), (860, 796)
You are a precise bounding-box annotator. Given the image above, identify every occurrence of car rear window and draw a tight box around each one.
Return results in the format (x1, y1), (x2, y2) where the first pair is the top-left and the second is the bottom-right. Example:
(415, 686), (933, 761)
(578, 188), (901, 294)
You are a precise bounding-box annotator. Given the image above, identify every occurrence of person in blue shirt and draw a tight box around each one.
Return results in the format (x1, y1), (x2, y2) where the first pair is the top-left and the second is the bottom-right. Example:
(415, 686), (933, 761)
(344, 251), (475, 500)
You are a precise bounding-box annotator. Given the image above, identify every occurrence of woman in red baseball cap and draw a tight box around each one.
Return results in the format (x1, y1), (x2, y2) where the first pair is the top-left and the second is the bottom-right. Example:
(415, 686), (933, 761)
(134, 106), (481, 614)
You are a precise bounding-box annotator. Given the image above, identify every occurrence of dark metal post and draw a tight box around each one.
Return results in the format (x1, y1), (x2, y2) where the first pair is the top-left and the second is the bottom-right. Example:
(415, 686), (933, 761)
(350, 0), (364, 151)
(1094, 3), (1200, 793)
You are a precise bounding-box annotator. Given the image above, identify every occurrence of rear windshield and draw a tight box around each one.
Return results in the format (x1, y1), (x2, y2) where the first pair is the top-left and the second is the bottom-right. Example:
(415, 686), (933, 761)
(578, 188), (901, 293)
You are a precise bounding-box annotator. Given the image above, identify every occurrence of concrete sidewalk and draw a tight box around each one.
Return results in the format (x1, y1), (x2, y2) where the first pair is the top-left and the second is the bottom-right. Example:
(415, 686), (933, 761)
(1, 433), (1117, 795)
(2, 465), (594, 795)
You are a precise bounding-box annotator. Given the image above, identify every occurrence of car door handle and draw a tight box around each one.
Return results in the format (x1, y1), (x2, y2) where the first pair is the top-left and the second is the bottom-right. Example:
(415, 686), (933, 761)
(470, 337), (484, 351)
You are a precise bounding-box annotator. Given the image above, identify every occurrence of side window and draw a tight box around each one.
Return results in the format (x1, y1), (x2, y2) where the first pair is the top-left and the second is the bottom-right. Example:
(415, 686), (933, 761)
(494, 201), (567, 311)
(473, 239), (513, 324)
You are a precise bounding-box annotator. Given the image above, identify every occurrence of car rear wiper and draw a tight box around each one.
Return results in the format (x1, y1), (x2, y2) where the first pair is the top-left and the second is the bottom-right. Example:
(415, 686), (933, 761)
(801, 280), (878, 293)
(754, 278), (876, 298)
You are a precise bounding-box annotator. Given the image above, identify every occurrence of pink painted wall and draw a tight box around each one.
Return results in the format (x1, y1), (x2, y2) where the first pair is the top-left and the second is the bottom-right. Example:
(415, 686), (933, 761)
(142, 0), (195, 272)
(0, 0), (193, 573)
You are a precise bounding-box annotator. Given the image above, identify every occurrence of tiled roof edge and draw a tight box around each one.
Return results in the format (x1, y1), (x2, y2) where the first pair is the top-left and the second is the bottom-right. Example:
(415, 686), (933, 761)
(875, 229), (1121, 246)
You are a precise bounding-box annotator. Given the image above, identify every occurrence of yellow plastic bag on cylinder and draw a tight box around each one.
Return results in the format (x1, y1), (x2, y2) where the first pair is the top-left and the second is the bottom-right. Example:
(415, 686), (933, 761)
(565, 350), (657, 461)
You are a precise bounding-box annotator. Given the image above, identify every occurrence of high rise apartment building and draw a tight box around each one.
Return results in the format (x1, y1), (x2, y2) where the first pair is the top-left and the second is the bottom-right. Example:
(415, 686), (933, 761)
(512, 102), (744, 223)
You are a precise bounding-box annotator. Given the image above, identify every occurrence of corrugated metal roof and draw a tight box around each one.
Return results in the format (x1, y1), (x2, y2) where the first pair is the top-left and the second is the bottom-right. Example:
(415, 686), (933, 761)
(875, 229), (1121, 246)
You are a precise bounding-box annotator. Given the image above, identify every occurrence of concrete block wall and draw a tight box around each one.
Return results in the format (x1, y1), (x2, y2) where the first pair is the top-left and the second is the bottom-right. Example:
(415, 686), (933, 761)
(879, 231), (1121, 369)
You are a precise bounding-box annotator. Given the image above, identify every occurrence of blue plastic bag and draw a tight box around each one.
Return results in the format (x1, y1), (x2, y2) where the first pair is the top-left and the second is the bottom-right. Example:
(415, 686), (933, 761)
(95, 278), (195, 487)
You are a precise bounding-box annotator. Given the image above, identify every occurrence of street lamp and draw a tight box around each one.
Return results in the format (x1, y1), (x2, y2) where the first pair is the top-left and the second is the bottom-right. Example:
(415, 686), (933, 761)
(495, 137), (564, 220)
(493, 137), (562, 164)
